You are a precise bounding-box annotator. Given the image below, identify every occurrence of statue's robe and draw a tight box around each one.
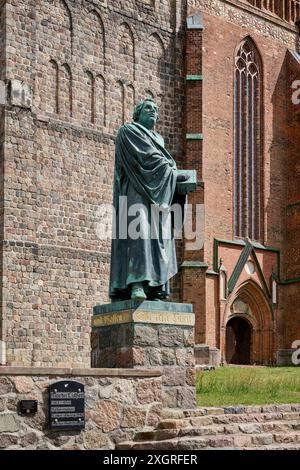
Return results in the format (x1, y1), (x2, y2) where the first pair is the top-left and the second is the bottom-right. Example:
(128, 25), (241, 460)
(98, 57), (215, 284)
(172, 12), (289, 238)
(109, 122), (179, 300)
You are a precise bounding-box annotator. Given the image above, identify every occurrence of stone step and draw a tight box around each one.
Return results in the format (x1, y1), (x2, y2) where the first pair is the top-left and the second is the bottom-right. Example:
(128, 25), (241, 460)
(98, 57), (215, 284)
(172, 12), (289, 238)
(179, 420), (300, 438)
(160, 405), (300, 420)
(209, 411), (300, 425)
(180, 404), (300, 417)
(262, 420), (300, 433)
(157, 411), (300, 430)
(204, 444), (300, 450)
(117, 431), (300, 450)
(117, 439), (178, 450)
(157, 418), (191, 430)
(135, 420), (300, 442)
(118, 405), (300, 450)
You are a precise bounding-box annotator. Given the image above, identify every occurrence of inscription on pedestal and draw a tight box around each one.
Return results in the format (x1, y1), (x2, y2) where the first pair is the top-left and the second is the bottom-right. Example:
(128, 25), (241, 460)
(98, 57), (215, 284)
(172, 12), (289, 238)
(49, 380), (85, 431)
(93, 310), (132, 327)
(133, 310), (195, 325)
(92, 309), (195, 327)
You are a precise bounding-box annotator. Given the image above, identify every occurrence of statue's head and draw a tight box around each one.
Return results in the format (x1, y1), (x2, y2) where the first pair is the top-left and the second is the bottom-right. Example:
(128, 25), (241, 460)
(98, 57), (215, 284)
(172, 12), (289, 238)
(133, 99), (159, 130)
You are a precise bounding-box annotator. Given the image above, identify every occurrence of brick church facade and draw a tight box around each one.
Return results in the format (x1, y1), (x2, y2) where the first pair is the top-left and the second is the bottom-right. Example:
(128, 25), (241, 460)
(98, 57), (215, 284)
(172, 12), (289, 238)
(0, 0), (299, 367)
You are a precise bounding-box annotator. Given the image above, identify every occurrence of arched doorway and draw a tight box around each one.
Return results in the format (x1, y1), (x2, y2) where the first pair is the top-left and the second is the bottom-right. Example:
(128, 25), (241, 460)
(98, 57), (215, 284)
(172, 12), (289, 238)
(221, 281), (275, 365)
(226, 317), (252, 364)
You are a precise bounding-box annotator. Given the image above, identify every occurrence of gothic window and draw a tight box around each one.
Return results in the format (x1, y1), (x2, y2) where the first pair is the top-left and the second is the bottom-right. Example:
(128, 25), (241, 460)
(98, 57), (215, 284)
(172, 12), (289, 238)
(234, 38), (263, 241)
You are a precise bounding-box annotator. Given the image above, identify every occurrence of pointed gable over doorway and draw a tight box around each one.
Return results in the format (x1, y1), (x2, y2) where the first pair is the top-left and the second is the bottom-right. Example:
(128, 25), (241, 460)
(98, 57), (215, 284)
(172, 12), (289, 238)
(227, 240), (271, 297)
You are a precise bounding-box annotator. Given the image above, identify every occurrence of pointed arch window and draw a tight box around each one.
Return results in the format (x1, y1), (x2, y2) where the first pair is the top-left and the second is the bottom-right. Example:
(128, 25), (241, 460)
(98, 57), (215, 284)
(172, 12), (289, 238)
(234, 38), (263, 241)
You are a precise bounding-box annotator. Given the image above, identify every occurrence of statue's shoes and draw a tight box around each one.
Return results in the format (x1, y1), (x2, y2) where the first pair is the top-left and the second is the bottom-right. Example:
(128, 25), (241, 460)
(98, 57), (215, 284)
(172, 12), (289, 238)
(131, 287), (147, 300)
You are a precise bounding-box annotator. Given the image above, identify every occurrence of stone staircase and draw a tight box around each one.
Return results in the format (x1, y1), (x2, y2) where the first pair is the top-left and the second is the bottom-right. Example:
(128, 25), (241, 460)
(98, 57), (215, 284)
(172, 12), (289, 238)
(117, 405), (300, 450)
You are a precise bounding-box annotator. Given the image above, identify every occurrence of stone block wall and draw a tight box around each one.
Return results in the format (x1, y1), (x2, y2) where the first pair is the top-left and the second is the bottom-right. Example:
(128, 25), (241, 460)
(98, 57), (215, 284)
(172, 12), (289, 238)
(91, 300), (196, 409)
(93, 323), (196, 409)
(2, 241), (109, 366)
(0, 367), (162, 450)
(0, 0), (186, 366)
(0, 1), (6, 352)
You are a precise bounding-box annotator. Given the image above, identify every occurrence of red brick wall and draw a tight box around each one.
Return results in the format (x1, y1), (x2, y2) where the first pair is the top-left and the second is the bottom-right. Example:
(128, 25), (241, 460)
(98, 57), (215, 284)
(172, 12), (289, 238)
(282, 284), (300, 349)
(281, 51), (300, 348)
(187, 0), (299, 360)
(200, 9), (292, 267)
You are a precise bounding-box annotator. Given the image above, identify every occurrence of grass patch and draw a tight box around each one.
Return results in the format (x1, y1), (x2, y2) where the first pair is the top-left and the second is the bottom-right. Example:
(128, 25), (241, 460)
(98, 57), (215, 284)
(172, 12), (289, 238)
(196, 366), (300, 407)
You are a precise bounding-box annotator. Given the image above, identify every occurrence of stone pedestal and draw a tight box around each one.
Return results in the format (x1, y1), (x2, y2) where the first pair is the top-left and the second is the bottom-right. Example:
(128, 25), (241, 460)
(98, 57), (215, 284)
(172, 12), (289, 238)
(92, 300), (196, 409)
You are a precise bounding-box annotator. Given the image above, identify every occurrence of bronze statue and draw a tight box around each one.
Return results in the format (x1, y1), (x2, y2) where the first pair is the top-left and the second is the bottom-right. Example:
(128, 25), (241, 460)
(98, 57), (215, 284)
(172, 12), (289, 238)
(109, 99), (193, 301)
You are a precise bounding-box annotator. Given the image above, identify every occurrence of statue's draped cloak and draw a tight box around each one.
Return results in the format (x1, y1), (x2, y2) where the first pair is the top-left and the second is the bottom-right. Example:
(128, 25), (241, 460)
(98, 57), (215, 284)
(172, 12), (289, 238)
(109, 122), (178, 299)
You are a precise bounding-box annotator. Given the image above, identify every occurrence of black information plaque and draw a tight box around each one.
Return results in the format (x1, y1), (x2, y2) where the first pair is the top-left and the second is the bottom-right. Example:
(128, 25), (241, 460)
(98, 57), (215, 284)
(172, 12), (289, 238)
(49, 380), (85, 431)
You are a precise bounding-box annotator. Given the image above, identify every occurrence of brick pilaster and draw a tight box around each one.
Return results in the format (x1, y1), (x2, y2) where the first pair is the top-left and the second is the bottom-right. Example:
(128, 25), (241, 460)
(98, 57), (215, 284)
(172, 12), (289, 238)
(181, 14), (206, 345)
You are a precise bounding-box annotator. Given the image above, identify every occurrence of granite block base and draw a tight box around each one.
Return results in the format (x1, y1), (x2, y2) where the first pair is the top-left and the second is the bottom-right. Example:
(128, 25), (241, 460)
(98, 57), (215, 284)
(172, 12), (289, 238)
(92, 300), (196, 408)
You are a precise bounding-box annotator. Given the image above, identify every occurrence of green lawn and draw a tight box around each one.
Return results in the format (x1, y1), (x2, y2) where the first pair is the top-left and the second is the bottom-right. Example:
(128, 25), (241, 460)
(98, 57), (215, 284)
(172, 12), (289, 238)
(196, 366), (300, 407)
